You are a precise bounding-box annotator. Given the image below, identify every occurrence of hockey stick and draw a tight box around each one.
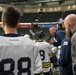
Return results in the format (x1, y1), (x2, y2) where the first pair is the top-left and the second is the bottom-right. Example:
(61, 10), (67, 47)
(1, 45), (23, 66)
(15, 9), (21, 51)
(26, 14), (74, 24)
(29, 29), (35, 36)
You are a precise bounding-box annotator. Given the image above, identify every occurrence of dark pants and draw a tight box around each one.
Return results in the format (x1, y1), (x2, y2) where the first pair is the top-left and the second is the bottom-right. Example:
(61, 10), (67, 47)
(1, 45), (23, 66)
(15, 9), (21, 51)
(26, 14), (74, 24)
(43, 72), (50, 75)
(60, 66), (73, 75)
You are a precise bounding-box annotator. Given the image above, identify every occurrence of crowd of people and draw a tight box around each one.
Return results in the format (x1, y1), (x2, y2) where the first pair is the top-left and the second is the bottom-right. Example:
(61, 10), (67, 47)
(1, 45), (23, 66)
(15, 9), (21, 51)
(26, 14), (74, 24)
(0, 6), (76, 75)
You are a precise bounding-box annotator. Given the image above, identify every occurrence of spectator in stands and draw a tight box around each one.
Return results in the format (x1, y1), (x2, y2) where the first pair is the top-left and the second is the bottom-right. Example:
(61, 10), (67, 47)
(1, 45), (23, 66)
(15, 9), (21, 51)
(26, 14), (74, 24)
(49, 25), (65, 46)
(71, 16), (76, 75)
(63, 14), (76, 75)
(58, 14), (76, 75)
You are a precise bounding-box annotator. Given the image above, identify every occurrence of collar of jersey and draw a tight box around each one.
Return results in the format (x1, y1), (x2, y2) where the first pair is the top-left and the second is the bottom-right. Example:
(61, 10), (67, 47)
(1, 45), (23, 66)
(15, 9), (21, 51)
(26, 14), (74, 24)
(2, 33), (20, 37)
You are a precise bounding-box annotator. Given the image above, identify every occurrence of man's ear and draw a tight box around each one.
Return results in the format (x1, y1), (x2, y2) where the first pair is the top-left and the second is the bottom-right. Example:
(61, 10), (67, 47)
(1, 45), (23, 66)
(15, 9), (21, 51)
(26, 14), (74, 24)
(68, 23), (71, 29)
(2, 20), (5, 27)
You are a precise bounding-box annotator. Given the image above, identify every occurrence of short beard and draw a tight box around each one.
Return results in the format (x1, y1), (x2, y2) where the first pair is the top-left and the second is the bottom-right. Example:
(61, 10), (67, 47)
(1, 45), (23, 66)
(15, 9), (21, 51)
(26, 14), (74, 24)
(65, 28), (72, 39)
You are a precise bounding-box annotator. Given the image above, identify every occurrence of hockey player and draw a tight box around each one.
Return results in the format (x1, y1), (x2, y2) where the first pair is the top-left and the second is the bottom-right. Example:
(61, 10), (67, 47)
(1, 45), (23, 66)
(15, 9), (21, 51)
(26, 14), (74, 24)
(35, 30), (57, 75)
(0, 7), (42, 75)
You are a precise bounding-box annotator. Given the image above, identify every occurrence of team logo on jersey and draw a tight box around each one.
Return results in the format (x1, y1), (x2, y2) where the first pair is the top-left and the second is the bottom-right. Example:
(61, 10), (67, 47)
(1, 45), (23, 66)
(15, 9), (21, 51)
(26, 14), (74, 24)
(63, 41), (68, 45)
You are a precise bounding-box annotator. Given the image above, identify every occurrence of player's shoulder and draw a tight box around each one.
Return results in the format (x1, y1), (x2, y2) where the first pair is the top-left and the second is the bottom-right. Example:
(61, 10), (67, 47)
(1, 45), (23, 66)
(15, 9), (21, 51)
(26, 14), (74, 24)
(0, 36), (36, 46)
(44, 41), (50, 44)
(0, 36), (7, 41)
(43, 41), (51, 47)
(56, 29), (65, 34)
(62, 37), (70, 42)
(22, 36), (36, 46)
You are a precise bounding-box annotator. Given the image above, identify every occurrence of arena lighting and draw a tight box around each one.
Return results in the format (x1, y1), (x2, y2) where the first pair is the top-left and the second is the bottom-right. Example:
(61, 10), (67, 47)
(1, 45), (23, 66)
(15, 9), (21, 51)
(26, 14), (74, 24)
(72, 5), (76, 9)
(68, 6), (71, 10)
(50, 8), (53, 11)
(58, 7), (60, 10)
(0, 7), (4, 11)
(54, 8), (57, 11)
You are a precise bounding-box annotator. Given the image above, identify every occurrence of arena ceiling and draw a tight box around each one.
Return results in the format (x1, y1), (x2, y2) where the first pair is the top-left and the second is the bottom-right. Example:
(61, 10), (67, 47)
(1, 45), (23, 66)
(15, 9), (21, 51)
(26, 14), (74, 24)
(0, 0), (75, 13)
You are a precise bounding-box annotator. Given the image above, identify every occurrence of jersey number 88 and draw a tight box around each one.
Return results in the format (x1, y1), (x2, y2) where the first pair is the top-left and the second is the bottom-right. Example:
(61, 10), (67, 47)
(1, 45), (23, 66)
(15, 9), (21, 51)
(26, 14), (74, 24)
(0, 57), (31, 75)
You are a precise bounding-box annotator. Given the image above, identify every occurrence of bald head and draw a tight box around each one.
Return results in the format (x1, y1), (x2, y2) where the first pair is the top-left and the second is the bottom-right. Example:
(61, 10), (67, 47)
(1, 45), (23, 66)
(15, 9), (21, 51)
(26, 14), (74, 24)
(64, 14), (76, 30)
(49, 26), (57, 36)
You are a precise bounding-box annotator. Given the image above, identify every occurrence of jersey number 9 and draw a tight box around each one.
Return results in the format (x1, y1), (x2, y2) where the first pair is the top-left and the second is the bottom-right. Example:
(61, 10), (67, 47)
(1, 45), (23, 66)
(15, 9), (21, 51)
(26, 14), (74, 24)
(39, 50), (45, 60)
